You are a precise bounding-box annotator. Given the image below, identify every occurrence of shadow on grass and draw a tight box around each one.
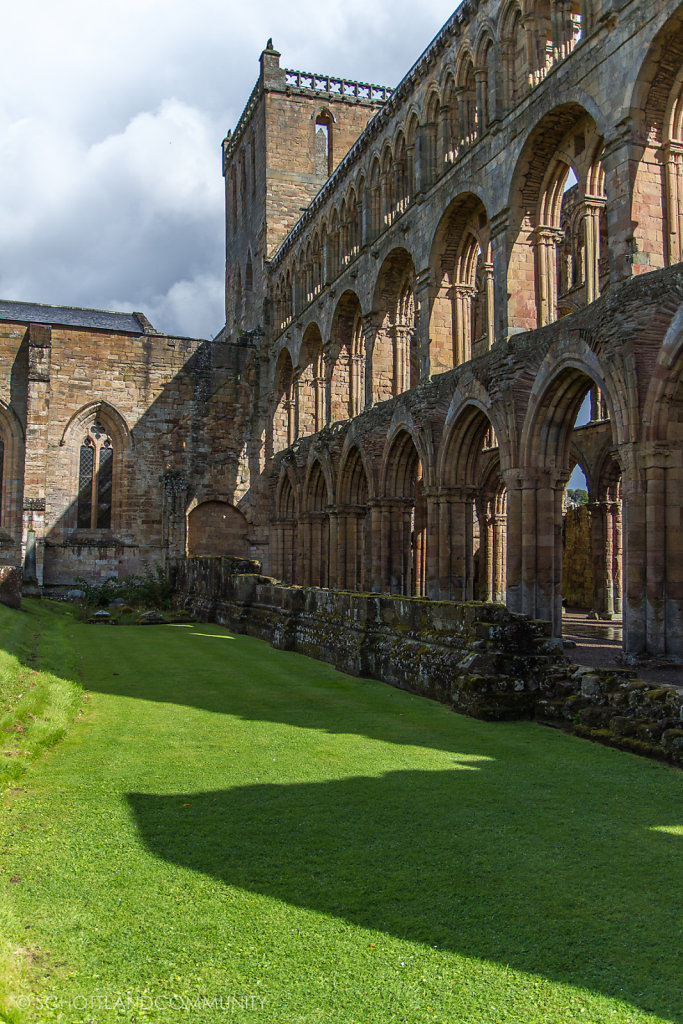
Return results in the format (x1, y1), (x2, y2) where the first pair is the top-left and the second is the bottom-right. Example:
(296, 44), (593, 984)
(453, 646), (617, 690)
(128, 766), (682, 1022)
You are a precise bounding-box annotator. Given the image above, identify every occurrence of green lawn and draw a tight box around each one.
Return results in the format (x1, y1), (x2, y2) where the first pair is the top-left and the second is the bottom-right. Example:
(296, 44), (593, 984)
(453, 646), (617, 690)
(0, 599), (681, 1024)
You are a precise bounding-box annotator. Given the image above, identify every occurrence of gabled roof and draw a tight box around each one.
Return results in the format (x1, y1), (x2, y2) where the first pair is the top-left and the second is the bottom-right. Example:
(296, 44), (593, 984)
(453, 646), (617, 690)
(0, 299), (155, 335)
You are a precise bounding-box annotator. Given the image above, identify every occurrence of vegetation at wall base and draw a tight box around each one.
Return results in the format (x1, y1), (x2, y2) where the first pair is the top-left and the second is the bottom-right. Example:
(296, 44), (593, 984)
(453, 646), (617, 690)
(0, 600), (681, 1024)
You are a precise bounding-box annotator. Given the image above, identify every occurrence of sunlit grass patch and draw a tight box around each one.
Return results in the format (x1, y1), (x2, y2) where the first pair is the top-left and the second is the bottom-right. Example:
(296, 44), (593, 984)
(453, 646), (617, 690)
(0, 601), (681, 1024)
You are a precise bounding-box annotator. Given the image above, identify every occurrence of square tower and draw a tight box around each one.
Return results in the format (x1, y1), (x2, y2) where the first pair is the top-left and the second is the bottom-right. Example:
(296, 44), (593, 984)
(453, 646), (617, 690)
(222, 42), (390, 337)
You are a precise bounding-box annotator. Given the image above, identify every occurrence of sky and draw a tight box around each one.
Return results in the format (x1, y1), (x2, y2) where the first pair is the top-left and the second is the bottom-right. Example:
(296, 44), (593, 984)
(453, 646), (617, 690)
(0, 0), (455, 340)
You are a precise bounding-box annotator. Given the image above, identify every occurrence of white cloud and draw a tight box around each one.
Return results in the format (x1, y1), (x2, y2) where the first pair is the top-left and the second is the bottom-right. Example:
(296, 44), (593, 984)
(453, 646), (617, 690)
(0, 0), (455, 336)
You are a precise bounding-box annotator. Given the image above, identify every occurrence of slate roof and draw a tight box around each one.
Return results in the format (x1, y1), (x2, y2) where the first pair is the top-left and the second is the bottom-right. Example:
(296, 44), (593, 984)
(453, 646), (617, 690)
(0, 300), (154, 335)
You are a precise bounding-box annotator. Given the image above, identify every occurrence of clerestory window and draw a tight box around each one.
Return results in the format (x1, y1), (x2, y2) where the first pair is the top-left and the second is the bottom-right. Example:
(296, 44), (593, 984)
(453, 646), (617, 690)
(77, 422), (113, 530)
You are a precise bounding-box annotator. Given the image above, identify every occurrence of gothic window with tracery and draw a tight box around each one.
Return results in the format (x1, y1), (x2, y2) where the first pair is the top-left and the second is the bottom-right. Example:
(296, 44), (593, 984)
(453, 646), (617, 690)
(77, 423), (113, 529)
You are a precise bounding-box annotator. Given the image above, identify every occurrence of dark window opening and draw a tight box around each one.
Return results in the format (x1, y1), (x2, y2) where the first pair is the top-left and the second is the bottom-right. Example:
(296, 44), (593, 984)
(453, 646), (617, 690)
(315, 112), (334, 177)
(77, 423), (113, 530)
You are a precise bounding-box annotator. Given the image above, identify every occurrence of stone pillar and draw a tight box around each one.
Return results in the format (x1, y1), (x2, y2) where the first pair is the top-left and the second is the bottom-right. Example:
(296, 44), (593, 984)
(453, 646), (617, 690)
(361, 315), (379, 410)
(535, 228), (563, 326)
(643, 447), (668, 656)
(369, 499), (391, 594)
(424, 489), (441, 600)
(588, 500), (606, 615)
(612, 500), (623, 616)
(483, 261), (495, 351)
(453, 284), (475, 365)
(493, 512), (507, 604)
(328, 510), (339, 590)
(415, 271), (432, 382)
(489, 211), (510, 339)
(393, 326), (410, 395)
(22, 325), (52, 590)
(601, 124), (646, 284)
(161, 470), (188, 562)
(503, 471), (523, 613)
(664, 140), (683, 266)
(583, 197), (606, 304)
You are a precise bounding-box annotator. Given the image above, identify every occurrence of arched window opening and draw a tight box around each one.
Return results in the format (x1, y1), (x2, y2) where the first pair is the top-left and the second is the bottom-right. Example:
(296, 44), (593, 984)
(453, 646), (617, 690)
(246, 252), (253, 292)
(503, 6), (527, 107)
(458, 57), (478, 146)
(381, 148), (395, 226)
(330, 291), (364, 422)
(442, 80), (459, 166)
(441, 407), (506, 604)
(424, 93), (440, 186)
(338, 447), (370, 592)
(305, 463), (330, 588)
(273, 350), (295, 452)
(77, 422), (113, 530)
(529, 0), (553, 86)
(385, 431), (426, 597)
(368, 159), (382, 241)
(298, 325), (325, 436)
(397, 280), (418, 392)
(276, 475), (298, 584)
(555, 0), (583, 62)
(315, 110), (334, 177)
(394, 134), (410, 214)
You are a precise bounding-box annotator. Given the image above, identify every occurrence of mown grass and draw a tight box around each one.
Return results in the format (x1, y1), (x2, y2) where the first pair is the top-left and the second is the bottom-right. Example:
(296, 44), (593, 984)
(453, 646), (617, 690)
(0, 599), (681, 1024)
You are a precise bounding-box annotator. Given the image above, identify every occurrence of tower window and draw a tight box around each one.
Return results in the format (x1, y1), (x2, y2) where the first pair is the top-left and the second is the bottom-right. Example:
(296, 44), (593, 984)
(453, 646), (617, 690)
(315, 111), (334, 177)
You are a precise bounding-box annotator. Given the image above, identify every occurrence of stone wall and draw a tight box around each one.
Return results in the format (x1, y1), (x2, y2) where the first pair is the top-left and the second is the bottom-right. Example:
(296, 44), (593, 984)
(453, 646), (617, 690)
(173, 556), (683, 766)
(172, 555), (566, 721)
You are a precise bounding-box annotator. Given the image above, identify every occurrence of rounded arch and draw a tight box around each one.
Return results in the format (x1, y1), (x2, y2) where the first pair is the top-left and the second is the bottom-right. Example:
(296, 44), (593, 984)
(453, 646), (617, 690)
(0, 400), (24, 538)
(507, 104), (608, 330)
(429, 192), (493, 372)
(298, 322), (325, 437)
(329, 289), (365, 423)
(273, 347), (295, 453)
(373, 248), (418, 400)
(186, 500), (250, 558)
(60, 400), (132, 452)
(520, 356), (620, 472)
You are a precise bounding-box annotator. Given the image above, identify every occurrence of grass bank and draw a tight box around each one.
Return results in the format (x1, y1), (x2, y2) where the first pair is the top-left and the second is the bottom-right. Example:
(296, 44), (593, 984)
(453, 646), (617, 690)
(0, 601), (681, 1024)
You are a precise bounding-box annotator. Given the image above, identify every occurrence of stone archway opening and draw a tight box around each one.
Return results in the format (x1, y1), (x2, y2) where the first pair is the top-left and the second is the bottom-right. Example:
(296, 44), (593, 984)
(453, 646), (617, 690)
(384, 430), (426, 596)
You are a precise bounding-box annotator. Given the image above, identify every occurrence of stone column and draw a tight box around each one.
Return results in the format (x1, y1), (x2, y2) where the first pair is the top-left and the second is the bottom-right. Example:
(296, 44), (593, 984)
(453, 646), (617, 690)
(612, 500), (623, 616)
(493, 512), (507, 604)
(643, 446), (669, 656)
(424, 488), (441, 600)
(535, 227), (563, 326)
(503, 471), (523, 613)
(414, 271), (432, 382)
(361, 315), (379, 410)
(453, 284), (475, 365)
(489, 210), (510, 339)
(22, 325), (52, 590)
(328, 509), (339, 590)
(483, 261), (495, 351)
(583, 197), (606, 304)
(664, 140), (683, 266)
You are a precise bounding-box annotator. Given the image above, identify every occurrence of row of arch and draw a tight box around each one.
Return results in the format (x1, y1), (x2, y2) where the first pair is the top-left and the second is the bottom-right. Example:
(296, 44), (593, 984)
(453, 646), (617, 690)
(270, 12), (683, 347)
(270, 321), (683, 659)
(272, 104), (609, 340)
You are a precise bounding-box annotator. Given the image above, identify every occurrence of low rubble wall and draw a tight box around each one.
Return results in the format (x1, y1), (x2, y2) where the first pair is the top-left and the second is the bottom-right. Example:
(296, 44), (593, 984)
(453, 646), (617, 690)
(172, 557), (682, 765)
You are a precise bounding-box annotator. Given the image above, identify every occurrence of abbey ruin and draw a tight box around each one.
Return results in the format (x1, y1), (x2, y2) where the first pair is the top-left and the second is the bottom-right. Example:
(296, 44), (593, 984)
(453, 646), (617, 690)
(1, 0), (682, 662)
